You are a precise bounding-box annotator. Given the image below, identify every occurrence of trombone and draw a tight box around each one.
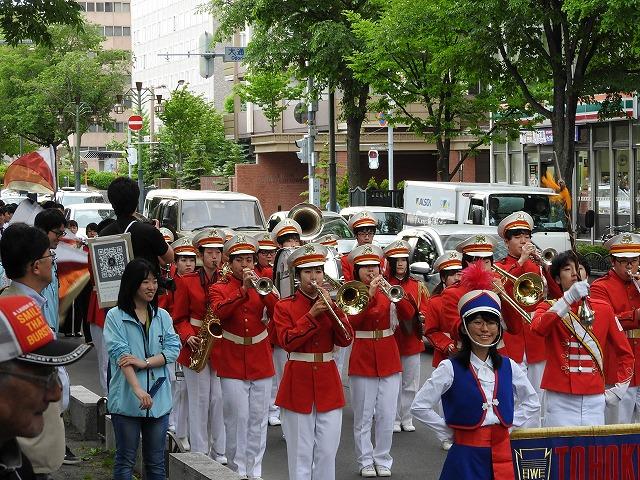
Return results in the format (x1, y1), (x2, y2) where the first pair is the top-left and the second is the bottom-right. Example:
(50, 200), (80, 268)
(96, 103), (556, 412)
(491, 265), (546, 323)
(335, 281), (370, 315)
(627, 268), (640, 294)
(311, 281), (352, 341)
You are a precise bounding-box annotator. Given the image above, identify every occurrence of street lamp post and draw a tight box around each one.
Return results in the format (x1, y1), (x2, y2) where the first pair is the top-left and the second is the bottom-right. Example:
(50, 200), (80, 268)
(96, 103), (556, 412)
(113, 82), (164, 212)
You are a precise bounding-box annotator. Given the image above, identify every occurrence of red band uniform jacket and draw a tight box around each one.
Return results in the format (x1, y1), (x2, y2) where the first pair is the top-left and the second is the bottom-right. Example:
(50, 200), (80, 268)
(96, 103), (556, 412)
(591, 270), (640, 386)
(424, 292), (455, 367)
(210, 274), (279, 380)
(495, 256), (546, 364)
(389, 276), (427, 356)
(531, 299), (633, 395)
(348, 290), (415, 377)
(273, 290), (354, 413)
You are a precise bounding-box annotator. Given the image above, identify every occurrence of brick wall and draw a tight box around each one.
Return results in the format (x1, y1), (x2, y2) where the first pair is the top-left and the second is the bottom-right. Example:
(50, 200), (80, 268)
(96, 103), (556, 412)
(232, 153), (308, 216)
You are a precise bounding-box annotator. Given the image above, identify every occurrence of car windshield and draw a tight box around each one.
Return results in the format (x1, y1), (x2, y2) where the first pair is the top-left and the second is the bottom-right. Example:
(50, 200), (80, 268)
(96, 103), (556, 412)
(371, 212), (404, 235)
(63, 194), (104, 206)
(317, 216), (354, 239)
(74, 209), (114, 227)
(181, 200), (265, 231)
(487, 194), (567, 232)
(441, 233), (508, 260)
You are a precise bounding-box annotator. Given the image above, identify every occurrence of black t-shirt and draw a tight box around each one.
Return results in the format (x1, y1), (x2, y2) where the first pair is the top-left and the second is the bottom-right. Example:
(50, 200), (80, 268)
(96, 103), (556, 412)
(100, 216), (168, 271)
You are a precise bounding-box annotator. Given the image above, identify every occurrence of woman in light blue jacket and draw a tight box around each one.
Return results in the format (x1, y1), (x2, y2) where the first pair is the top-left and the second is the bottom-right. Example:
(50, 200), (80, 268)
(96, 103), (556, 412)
(104, 258), (181, 480)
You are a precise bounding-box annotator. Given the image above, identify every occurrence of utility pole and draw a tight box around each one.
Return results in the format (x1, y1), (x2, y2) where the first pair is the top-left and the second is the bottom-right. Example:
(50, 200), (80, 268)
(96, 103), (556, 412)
(329, 91), (337, 211)
(75, 100), (82, 191)
(136, 82), (144, 211)
(306, 65), (319, 207)
(388, 120), (394, 207)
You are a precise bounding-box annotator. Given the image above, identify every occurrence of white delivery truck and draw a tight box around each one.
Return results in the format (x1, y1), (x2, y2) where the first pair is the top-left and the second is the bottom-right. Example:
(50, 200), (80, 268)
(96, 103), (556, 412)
(403, 181), (571, 254)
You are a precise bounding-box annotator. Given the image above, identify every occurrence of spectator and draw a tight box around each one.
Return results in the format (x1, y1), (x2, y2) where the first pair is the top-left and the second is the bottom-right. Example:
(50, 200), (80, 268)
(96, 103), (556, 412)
(100, 177), (173, 271)
(104, 258), (180, 480)
(68, 220), (79, 236)
(86, 222), (99, 239)
(0, 206), (6, 237)
(3, 204), (16, 224)
(0, 295), (90, 480)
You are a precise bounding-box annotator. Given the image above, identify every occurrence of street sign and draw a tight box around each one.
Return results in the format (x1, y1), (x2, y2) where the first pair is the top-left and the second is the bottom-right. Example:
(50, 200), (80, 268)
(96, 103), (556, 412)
(127, 147), (138, 165)
(368, 149), (379, 169)
(376, 112), (388, 127)
(224, 47), (245, 62)
(128, 115), (143, 131)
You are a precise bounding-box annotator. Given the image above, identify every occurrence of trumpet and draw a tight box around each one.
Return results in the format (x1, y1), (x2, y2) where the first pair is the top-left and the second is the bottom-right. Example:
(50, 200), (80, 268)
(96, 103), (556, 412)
(492, 265), (546, 323)
(311, 281), (352, 341)
(246, 270), (274, 295)
(378, 277), (405, 303)
(532, 246), (557, 267)
(627, 268), (640, 294)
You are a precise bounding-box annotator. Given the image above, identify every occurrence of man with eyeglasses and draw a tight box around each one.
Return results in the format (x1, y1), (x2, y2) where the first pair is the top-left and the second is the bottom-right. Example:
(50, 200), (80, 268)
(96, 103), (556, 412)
(0, 295), (90, 480)
(591, 233), (640, 424)
(341, 211), (380, 282)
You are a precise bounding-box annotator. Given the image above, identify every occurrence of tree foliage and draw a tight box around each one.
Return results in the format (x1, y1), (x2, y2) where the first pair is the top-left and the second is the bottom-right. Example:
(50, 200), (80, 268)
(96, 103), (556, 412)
(233, 69), (304, 132)
(209, 0), (379, 188)
(0, 24), (129, 153)
(0, 0), (83, 46)
(155, 87), (243, 188)
(349, 0), (523, 181)
(458, 0), (640, 192)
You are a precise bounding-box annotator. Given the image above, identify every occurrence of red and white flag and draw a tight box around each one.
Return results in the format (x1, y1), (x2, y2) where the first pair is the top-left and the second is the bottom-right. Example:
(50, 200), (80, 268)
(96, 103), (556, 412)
(3, 146), (57, 194)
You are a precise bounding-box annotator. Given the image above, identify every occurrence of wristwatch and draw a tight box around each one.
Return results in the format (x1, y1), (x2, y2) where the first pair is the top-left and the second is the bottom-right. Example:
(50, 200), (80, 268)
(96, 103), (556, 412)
(145, 358), (150, 369)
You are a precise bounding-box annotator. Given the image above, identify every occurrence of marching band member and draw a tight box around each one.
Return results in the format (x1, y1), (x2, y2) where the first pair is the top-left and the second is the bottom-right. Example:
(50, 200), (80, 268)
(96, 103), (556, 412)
(341, 211), (379, 282)
(162, 236), (197, 447)
(411, 262), (540, 480)
(347, 244), (415, 478)
(210, 235), (279, 480)
(424, 251), (463, 368)
(254, 233), (285, 427)
(383, 240), (429, 434)
(273, 243), (354, 480)
(172, 228), (227, 462)
(591, 233), (640, 423)
(271, 218), (303, 248)
(494, 212), (546, 400)
(531, 251), (634, 427)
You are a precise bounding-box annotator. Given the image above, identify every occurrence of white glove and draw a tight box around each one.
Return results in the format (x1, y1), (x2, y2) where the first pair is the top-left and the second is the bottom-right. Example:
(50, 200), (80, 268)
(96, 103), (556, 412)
(605, 388), (621, 406)
(563, 280), (590, 305)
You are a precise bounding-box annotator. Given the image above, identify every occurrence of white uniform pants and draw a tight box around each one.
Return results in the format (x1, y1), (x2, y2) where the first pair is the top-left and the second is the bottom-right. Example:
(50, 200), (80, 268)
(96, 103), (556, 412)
(544, 391), (605, 427)
(183, 365), (226, 457)
(526, 360), (545, 424)
(89, 323), (108, 396)
(281, 407), (342, 480)
(168, 364), (189, 438)
(350, 373), (401, 470)
(395, 354), (420, 428)
(334, 344), (351, 384)
(269, 346), (288, 420)
(616, 386), (640, 424)
(221, 376), (272, 478)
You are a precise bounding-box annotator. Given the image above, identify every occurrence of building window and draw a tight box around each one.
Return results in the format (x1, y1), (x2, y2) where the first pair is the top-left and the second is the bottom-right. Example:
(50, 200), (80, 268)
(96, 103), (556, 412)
(104, 2), (113, 12)
(104, 26), (114, 36)
(96, 2), (104, 12)
(123, 26), (130, 36)
(113, 26), (122, 36)
(113, 2), (122, 12)
(122, 2), (130, 12)
(78, 2), (86, 11)
(86, 2), (95, 11)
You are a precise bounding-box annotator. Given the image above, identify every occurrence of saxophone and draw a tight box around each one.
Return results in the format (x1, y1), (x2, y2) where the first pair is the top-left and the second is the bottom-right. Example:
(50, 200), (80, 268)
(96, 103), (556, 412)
(188, 305), (223, 373)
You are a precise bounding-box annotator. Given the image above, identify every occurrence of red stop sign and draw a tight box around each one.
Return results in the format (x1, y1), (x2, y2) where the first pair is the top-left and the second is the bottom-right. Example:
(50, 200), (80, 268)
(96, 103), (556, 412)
(128, 115), (143, 131)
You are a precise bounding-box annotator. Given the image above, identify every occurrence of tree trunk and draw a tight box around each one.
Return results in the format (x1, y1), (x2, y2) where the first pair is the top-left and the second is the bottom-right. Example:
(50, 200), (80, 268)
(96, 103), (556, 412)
(436, 137), (451, 181)
(340, 76), (369, 189)
(346, 118), (363, 189)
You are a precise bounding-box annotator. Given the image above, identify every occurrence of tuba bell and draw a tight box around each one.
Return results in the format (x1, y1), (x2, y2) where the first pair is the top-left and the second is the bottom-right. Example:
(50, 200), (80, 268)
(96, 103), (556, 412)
(288, 202), (323, 242)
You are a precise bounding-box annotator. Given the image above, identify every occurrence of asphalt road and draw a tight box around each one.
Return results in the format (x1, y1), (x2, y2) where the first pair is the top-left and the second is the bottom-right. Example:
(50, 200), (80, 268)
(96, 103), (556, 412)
(62, 336), (447, 479)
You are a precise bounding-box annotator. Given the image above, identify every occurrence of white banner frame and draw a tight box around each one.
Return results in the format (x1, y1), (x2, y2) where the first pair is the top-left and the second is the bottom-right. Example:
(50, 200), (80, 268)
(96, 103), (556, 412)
(88, 233), (134, 308)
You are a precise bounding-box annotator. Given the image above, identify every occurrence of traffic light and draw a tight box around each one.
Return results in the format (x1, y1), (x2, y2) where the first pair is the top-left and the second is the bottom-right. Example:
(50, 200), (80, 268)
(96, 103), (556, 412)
(295, 135), (310, 163)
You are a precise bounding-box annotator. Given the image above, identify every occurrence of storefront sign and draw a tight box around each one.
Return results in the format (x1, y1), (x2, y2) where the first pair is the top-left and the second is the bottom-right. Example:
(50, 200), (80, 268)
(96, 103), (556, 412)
(520, 129), (554, 145)
(511, 424), (640, 480)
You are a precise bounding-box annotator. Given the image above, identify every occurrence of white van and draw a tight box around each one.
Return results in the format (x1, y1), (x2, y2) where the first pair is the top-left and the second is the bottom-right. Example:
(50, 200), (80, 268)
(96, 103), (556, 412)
(339, 206), (404, 248)
(143, 189), (268, 238)
(403, 181), (571, 254)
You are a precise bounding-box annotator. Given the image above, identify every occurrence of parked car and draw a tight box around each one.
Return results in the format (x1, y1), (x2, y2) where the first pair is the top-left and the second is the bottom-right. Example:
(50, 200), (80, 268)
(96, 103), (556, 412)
(143, 189), (268, 238)
(64, 203), (115, 238)
(397, 224), (507, 292)
(267, 210), (356, 254)
(339, 206), (404, 248)
(57, 189), (105, 206)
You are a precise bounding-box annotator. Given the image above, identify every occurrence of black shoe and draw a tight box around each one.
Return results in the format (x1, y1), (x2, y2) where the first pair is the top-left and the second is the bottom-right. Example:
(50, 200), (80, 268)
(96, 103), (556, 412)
(63, 446), (81, 465)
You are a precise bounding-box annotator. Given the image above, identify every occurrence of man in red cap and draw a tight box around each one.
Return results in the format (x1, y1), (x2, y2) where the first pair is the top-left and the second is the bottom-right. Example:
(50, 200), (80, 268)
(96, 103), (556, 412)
(0, 295), (90, 479)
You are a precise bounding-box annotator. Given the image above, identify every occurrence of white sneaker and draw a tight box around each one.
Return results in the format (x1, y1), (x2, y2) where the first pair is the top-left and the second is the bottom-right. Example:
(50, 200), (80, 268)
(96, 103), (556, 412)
(268, 416), (282, 426)
(376, 465), (392, 477)
(360, 465), (377, 477)
(179, 437), (190, 451)
(401, 423), (416, 432)
(392, 423), (401, 433)
(214, 455), (228, 465)
(441, 439), (453, 451)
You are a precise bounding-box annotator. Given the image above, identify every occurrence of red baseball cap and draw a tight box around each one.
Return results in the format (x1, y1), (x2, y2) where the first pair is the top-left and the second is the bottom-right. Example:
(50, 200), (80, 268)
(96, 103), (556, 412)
(0, 296), (91, 366)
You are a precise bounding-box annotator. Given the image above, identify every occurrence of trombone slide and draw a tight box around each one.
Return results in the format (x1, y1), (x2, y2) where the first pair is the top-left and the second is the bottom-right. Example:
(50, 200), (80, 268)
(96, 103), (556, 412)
(311, 281), (352, 341)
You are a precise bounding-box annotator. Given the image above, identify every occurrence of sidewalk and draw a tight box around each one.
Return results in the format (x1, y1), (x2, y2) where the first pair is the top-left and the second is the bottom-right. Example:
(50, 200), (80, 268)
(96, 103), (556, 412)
(52, 421), (114, 480)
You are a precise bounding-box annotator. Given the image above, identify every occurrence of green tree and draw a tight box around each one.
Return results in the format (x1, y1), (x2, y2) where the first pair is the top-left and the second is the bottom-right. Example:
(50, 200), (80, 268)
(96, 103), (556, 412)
(182, 136), (207, 189)
(233, 69), (304, 132)
(0, 0), (83, 46)
(0, 24), (129, 153)
(349, 0), (522, 181)
(458, 0), (640, 192)
(210, 0), (378, 188)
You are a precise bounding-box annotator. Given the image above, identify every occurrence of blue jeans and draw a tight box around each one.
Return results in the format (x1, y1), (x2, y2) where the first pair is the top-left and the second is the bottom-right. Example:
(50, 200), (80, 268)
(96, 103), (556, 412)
(111, 413), (169, 480)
